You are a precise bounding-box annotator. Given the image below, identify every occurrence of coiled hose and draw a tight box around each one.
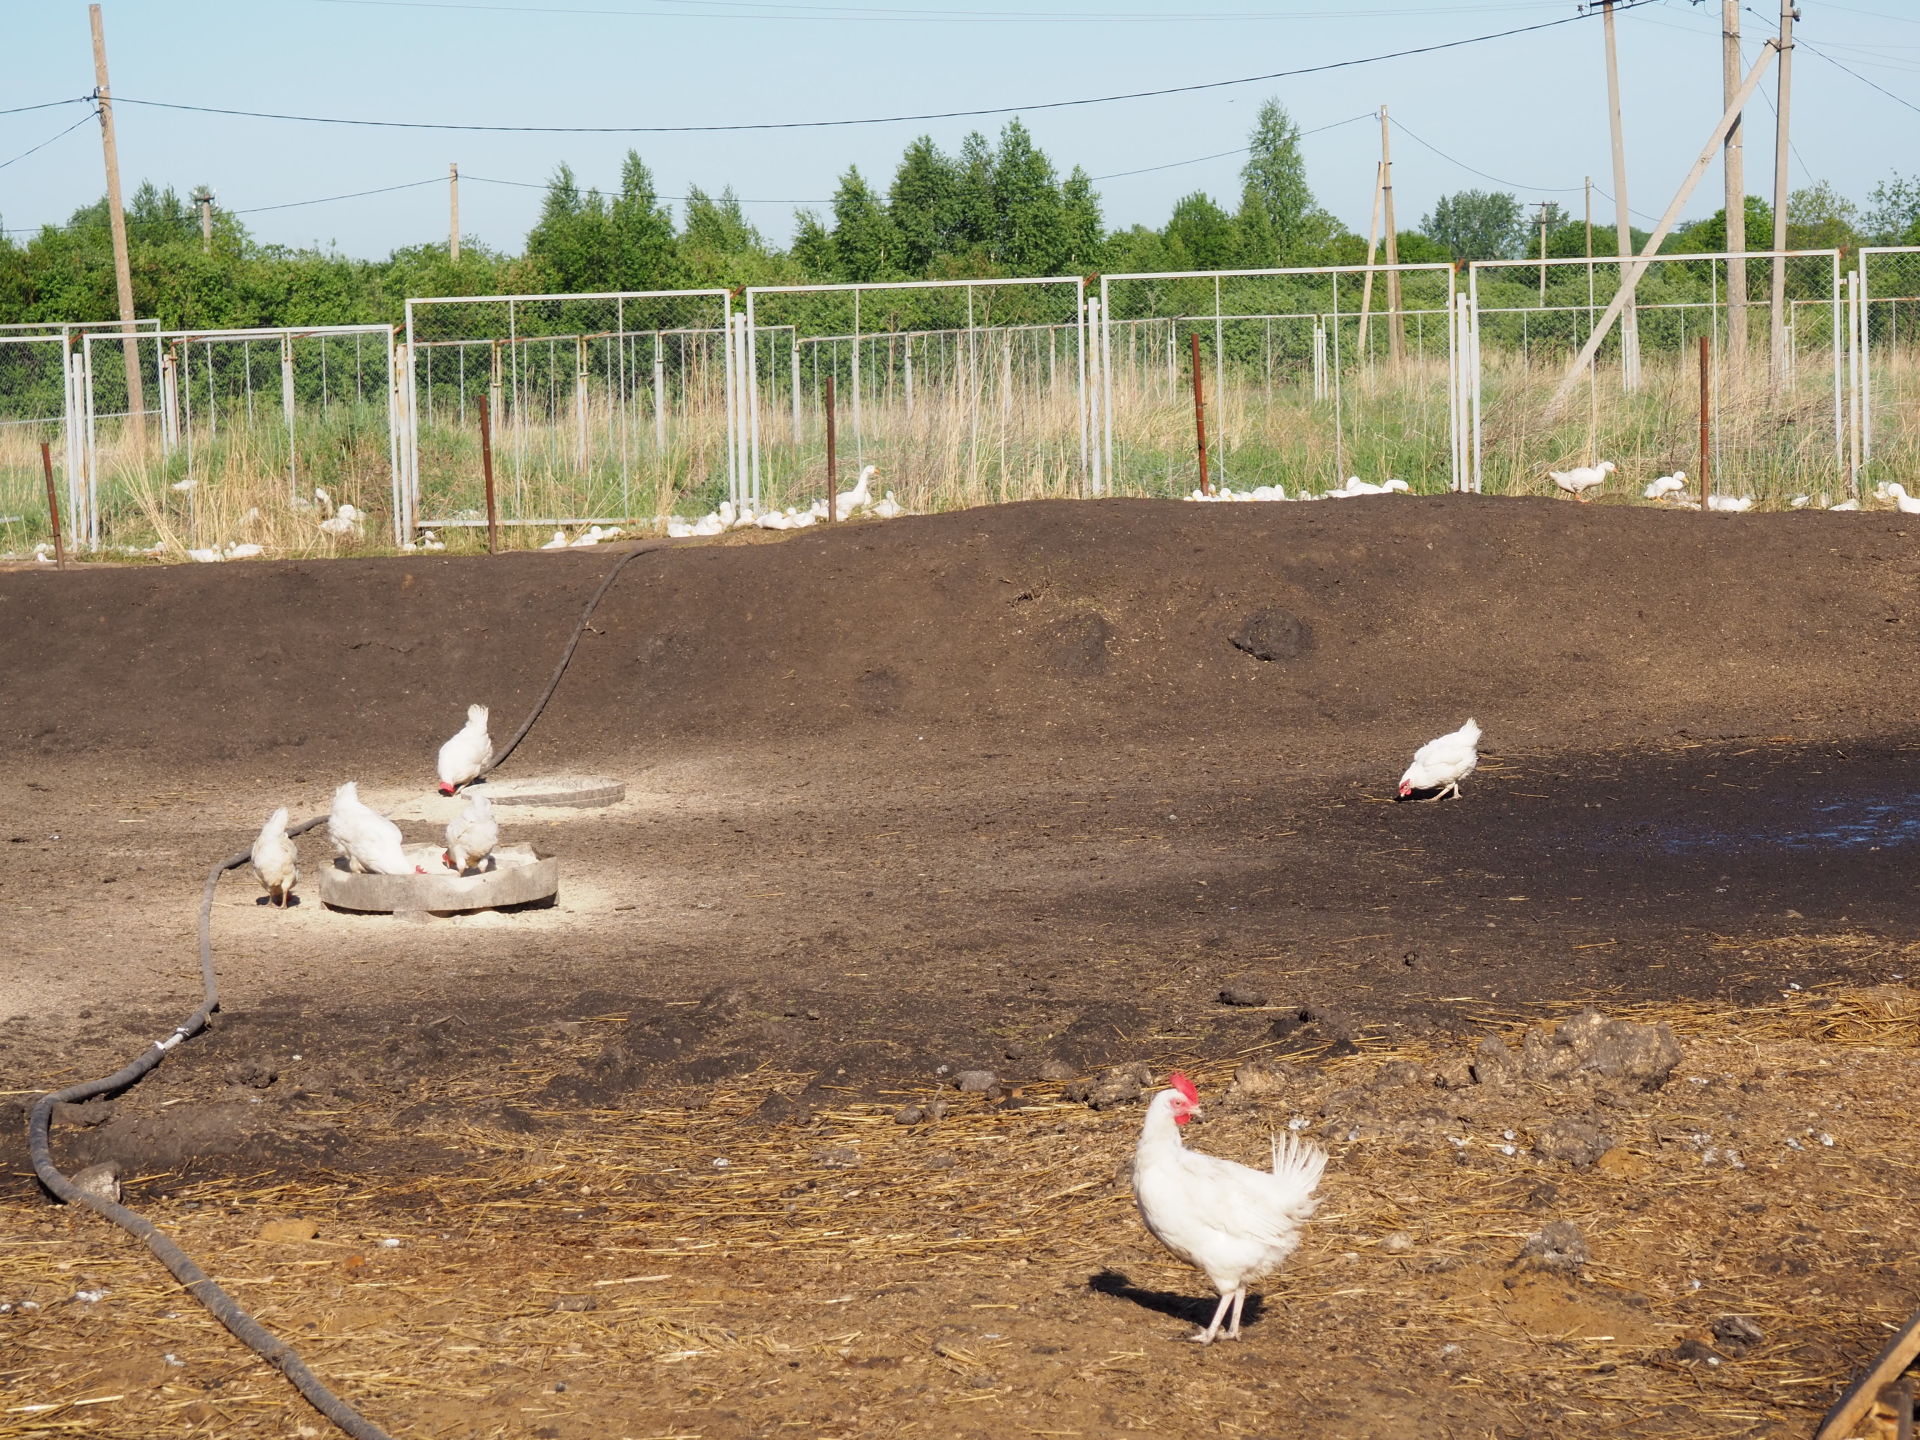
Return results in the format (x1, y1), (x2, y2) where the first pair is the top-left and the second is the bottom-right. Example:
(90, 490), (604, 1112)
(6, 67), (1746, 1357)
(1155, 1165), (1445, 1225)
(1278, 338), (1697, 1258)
(26, 542), (662, 1440)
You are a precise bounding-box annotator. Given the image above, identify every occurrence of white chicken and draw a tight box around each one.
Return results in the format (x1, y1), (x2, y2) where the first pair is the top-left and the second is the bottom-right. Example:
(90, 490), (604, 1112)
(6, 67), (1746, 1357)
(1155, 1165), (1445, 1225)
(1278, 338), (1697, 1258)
(1706, 494), (1753, 513)
(250, 806), (298, 907)
(871, 490), (905, 520)
(1644, 472), (1687, 501)
(1398, 718), (1481, 801)
(318, 503), (362, 537)
(541, 529), (571, 550)
(327, 782), (423, 876)
(436, 703), (492, 796)
(444, 793), (499, 874)
(1548, 460), (1614, 501)
(1131, 1073), (1326, 1345)
(1829, 499), (1860, 512)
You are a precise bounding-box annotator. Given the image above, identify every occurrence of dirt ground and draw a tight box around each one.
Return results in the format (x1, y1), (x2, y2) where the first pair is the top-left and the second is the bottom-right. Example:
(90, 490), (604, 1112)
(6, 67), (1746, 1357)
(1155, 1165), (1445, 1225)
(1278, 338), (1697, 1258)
(6, 495), (1920, 1439)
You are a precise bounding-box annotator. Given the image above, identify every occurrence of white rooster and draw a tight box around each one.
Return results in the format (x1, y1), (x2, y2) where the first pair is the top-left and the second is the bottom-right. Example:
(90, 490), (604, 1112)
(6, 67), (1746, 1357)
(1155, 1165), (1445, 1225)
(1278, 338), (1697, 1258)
(250, 806), (298, 907)
(1548, 460), (1614, 501)
(444, 794), (499, 874)
(327, 783), (424, 876)
(1131, 1073), (1327, 1345)
(1398, 718), (1481, 801)
(436, 704), (492, 796)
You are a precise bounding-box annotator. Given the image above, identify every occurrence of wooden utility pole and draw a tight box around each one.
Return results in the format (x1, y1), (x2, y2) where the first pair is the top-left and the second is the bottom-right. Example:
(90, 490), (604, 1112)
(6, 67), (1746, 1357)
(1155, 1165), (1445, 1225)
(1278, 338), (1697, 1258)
(449, 162), (461, 262)
(1723, 0), (1749, 363)
(89, 4), (145, 446)
(1769, 0), (1796, 387)
(191, 188), (213, 252)
(1358, 160), (1385, 352)
(1601, 0), (1641, 389)
(1378, 106), (1405, 364)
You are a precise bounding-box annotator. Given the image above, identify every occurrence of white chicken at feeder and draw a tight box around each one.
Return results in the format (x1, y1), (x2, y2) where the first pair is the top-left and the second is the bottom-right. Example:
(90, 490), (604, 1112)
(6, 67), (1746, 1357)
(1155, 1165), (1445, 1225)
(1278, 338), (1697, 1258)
(444, 793), (499, 874)
(249, 806), (298, 907)
(327, 782), (424, 876)
(1644, 472), (1688, 502)
(1398, 718), (1481, 801)
(1548, 461), (1614, 501)
(1130, 1073), (1327, 1345)
(436, 704), (492, 796)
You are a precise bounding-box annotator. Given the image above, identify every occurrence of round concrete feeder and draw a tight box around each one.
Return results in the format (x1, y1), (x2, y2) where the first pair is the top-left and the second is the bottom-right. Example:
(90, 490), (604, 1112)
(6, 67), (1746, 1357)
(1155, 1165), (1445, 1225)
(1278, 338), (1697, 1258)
(321, 843), (557, 915)
(477, 775), (625, 809)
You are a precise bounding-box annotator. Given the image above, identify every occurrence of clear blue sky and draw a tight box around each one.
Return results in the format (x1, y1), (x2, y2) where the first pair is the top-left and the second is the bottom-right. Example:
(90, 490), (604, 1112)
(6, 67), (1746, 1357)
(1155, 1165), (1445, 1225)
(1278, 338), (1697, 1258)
(1, 0), (1913, 259)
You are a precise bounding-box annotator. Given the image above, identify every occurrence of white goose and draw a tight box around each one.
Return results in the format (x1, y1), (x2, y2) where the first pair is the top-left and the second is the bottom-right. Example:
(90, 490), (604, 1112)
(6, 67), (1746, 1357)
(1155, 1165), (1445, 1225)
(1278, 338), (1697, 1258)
(1644, 472), (1687, 501)
(1548, 461), (1614, 501)
(1883, 483), (1920, 515)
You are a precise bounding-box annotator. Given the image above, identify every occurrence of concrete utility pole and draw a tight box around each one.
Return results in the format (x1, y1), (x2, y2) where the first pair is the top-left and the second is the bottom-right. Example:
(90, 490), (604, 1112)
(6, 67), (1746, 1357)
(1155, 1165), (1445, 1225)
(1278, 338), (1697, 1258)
(90, 4), (145, 445)
(1723, 0), (1749, 362)
(1550, 39), (1781, 411)
(449, 162), (460, 262)
(1770, 0), (1797, 386)
(191, 188), (213, 252)
(1534, 201), (1554, 301)
(1601, 0), (1641, 389)
(1378, 105), (1405, 364)
(1358, 159), (1385, 352)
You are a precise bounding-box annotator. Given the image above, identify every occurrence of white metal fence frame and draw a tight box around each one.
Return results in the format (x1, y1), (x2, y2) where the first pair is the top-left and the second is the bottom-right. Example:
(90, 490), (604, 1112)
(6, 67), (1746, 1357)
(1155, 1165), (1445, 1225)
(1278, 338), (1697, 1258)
(1856, 245), (1920, 482)
(1096, 262), (1462, 496)
(1465, 248), (1845, 496)
(742, 274), (1090, 512)
(0, 334), (85, 544)
(402, 289), (734, 538)
(80, 323), (401, 546)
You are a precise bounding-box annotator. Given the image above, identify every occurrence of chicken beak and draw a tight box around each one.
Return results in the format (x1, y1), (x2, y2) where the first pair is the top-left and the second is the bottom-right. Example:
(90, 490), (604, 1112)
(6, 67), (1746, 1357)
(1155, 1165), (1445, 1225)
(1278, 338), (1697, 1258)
(439, 784), (456, 796)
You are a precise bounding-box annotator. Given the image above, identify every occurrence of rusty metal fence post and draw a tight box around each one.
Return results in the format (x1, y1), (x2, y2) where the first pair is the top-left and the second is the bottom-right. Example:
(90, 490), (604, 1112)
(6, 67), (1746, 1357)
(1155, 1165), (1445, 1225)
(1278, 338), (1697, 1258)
(39, 441), (65, 569)
(480, 394), (498, 554)
(1189, 330), (1211, 497)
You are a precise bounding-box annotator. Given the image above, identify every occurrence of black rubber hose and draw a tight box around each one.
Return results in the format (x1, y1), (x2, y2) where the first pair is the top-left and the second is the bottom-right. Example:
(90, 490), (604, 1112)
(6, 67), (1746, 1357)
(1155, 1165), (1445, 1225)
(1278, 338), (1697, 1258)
(26, 539), (662, 1440)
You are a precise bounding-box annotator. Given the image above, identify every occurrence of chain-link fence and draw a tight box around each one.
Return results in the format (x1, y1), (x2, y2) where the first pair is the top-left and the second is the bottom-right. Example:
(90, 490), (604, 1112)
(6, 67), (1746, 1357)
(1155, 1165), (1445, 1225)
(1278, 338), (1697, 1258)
(1467, 249), (1845, 503)
(744, 277), (1087, 515)
(1858, 246), (1920, 491)
(0, 335), (82, 555)
(404, 290), (732, 535)
(80, 325), (398, 551)
(1096, 264), (1458, 497)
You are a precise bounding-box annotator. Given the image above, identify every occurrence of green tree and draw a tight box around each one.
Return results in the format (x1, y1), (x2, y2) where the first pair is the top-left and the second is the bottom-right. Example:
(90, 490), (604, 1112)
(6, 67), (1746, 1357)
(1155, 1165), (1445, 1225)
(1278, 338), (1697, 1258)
(1866, 172), (1920, 244)
(1059, 165), (1104, 271)
(1787, 181), (1859, 250)
(789, 209), (836, 279)
(1163, 192), (1237, 270)
(1239, 98), (1321, 262)
(953, 130), (998, 257)
(1421, 189), (1524, 261)
(608, 151), (678, 289)
(526, 164), (613, 291)
(680, 185), (769, 287)
(991, 119), (1066, 275)
(829, 166), (902, 282)
(889, 136), (960, 273)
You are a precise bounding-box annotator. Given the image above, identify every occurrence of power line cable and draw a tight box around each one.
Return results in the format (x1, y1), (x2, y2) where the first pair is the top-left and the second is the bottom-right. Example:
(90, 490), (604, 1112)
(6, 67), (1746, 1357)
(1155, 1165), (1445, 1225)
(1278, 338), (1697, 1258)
(1090, 110), (1376, 181)
(1785, 25), (1920, 115)
(113, 2), (1660, 135)
(0, 97), (92, 118)
(0, 109), (100, 174)
(308, 0), (1577, 23)
(230, 176), (446, 215)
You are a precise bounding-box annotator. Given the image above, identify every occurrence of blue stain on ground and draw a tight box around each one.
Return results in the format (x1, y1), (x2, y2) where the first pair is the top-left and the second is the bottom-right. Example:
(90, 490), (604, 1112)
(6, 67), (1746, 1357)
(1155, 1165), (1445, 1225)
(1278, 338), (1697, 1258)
(1638, 792), (1920, 855)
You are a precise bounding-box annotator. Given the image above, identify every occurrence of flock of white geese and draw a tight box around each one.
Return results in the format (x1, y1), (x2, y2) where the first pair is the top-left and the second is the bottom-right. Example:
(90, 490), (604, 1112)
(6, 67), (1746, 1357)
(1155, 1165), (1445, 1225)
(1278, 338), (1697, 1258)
(5, 460), (1910, 565)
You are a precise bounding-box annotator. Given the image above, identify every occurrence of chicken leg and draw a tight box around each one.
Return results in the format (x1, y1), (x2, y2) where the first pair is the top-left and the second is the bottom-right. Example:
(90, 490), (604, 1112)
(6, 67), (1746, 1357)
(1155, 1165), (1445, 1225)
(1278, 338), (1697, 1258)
(1226, 1288), (1249, 1340)
(1192, 1291), (1236, 1345)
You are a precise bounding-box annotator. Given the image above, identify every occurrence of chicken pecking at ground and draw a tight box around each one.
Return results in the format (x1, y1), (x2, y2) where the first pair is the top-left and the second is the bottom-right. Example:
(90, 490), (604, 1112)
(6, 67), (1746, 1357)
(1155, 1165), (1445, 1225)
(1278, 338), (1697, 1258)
(1398, 718), (1481, 801)
(249, 806), (298, 907)
(1131, 1073), (1327, 1345)
(436, 703), (493, 796)
(444, 793), (499, 874)
(327, 782), (424, 876)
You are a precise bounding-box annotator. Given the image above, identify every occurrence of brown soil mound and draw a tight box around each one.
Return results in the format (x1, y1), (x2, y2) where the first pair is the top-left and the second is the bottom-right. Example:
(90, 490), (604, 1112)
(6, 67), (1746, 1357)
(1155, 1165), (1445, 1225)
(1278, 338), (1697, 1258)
(4, 496), (1917, 776)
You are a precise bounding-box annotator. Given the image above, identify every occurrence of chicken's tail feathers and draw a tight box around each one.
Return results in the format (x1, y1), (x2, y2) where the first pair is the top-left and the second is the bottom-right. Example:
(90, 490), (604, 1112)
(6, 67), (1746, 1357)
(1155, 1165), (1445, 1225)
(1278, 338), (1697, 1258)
(1460, 717), (1482, 744)
(1270, 1131), (1329, 1192)
(264, 805), (289, 832)
(468, 703), (490, 726)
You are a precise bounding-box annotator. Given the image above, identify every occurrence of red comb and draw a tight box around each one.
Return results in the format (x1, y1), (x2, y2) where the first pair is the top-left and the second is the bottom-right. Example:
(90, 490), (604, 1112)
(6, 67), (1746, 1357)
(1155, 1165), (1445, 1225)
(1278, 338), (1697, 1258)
(1168, 1072), (1199, 1103)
